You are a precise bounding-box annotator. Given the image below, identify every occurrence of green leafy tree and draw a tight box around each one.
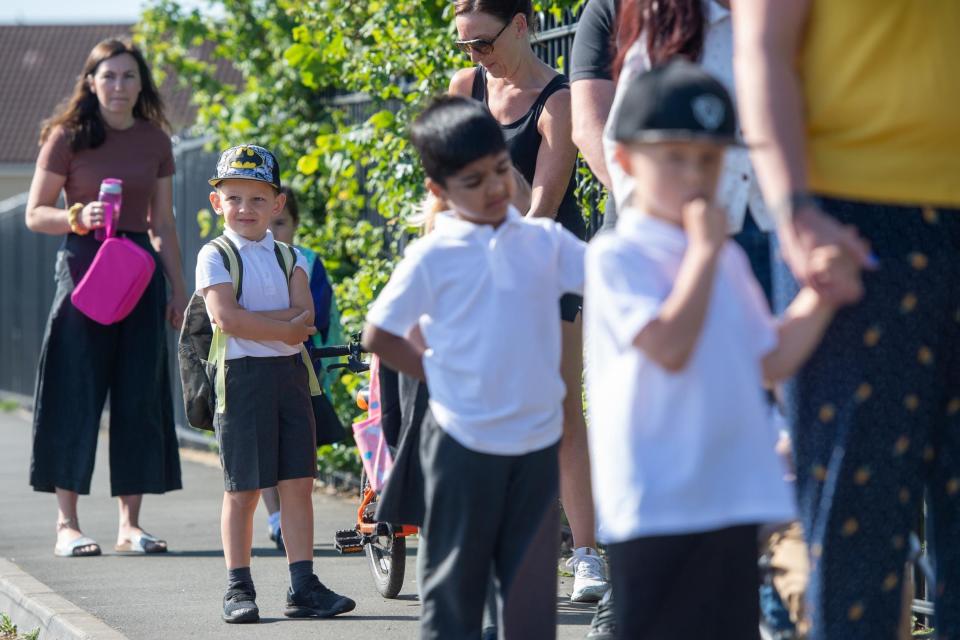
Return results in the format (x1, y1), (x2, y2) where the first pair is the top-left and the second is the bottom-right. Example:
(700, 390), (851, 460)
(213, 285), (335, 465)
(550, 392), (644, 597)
(137, 0), (590, 473)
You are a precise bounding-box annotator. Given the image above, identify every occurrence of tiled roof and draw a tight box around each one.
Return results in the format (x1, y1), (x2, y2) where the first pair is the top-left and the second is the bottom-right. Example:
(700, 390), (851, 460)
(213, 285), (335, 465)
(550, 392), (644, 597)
(0, 24), (228, 164)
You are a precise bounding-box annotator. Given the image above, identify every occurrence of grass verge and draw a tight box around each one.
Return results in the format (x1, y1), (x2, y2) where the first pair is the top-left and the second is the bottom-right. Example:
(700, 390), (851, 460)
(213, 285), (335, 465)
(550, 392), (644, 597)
(0, 613), (39, 640)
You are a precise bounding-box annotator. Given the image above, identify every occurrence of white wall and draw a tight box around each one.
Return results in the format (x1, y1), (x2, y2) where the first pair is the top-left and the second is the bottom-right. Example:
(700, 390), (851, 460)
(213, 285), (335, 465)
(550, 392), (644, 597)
(0, 165), (32, 201)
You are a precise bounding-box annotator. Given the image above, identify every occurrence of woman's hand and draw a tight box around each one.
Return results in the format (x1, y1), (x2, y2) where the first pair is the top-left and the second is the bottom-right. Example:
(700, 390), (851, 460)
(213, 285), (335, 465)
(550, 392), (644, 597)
(149, 176), (190, 330)
(779, 204), (871, 306)
(166, 289), (189, 330)
(81, 201), (108, 229)
(806, 243), (864, 306)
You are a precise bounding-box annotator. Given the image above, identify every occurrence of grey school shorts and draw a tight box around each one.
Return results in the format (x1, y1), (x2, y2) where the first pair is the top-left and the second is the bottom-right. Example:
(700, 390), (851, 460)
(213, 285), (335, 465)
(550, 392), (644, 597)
(213, 355), (317, 492)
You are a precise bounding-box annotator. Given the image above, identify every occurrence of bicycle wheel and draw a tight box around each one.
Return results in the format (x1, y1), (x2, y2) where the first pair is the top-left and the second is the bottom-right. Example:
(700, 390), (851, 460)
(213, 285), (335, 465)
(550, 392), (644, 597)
(359, 470), (407, 598)
(366, 530), (406, 599)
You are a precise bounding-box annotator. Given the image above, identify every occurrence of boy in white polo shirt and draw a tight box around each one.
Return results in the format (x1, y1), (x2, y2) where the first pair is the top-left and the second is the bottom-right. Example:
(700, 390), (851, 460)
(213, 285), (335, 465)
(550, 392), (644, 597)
(196, 145), (355, 624)
(362, 96), (586, 640)
(584, 61), (862, 639)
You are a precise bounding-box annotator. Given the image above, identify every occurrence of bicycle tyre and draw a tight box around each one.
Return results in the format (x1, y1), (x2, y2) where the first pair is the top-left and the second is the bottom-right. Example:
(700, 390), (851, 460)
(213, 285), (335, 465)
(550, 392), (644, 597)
(366, 532), (406, 599)
(359, 470), (407, 598)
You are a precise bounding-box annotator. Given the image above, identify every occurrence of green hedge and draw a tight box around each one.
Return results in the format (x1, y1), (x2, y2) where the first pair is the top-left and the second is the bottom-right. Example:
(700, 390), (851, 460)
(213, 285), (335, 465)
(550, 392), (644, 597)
(138, 0), (587, 476)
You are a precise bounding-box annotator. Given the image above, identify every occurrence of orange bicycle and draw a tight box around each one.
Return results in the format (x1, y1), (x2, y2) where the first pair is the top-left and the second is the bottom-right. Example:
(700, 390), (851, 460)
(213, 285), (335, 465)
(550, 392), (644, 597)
(318, 342), (418, 599)
(336, 470), (418, 599)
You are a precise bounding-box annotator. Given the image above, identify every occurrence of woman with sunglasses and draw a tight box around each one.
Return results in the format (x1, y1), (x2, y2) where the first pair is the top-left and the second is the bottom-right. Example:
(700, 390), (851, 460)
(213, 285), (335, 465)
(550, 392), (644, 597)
(449, 0), (608, 607)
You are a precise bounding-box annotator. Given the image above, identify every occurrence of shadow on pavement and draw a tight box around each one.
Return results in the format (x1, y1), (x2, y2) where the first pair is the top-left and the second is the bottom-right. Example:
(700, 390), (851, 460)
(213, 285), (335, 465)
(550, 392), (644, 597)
(556, 596), (595, 626)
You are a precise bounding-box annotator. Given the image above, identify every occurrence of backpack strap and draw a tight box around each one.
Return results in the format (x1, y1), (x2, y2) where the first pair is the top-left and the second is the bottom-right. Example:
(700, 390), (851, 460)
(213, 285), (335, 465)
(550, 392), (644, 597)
(206, 235), (243, 415)
(209, 235), (243, 301)
(300, 343), (323, 397)
(273, 240), (297, 283)
(210, 325), (229, 414)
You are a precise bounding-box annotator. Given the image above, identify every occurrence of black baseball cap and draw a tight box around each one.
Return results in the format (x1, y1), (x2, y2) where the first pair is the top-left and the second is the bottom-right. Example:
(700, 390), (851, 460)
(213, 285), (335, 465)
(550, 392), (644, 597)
(612, 58), (739, 146)
(209, 144), (282, 191)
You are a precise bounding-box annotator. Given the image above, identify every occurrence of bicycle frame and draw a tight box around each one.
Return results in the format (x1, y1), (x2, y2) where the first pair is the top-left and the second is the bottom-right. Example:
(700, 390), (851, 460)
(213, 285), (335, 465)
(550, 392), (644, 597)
(356, 485), (419, 539)
(326, 339), (418, 569)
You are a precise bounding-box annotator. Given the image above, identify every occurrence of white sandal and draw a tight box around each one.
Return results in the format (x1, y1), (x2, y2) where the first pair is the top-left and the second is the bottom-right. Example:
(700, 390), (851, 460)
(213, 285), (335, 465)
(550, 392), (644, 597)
(114, 532), (167, 553)
(54, 519), (101, 557)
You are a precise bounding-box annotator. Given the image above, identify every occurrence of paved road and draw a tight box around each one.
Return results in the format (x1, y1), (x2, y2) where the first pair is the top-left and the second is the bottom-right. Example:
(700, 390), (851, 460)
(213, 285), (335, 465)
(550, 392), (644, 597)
(0, 408), (594, 639)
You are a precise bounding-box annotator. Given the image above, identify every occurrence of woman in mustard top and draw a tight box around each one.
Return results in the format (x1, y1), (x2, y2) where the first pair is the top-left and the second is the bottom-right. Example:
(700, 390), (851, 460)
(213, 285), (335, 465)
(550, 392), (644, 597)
(735, 1), (960, 638)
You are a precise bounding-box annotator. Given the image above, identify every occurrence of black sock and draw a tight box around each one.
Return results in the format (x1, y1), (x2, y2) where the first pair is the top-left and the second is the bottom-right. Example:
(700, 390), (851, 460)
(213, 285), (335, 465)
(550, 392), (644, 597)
(289, 560), (314, 593)
(227, 566), (253, 589)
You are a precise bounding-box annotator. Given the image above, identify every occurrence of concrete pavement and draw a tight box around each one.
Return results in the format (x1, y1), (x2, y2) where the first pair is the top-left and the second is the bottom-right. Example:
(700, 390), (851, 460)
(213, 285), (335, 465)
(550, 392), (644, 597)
(0, 407), (594, 639)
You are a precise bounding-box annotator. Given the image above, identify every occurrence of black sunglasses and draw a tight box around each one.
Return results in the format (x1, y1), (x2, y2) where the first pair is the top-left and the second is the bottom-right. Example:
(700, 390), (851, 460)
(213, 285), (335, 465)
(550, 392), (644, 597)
(455, 19), (511, 56)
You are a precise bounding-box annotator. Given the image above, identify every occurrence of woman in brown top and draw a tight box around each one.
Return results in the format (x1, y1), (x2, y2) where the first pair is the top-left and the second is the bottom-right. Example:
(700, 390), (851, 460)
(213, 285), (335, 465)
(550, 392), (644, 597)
(25, 38), (186, 557)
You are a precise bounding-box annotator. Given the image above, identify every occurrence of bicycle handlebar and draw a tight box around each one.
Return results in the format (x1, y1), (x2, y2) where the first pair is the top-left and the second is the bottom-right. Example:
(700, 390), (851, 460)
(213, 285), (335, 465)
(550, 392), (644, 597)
(311, 342), (367, 359)
(311, 345), (353, 358)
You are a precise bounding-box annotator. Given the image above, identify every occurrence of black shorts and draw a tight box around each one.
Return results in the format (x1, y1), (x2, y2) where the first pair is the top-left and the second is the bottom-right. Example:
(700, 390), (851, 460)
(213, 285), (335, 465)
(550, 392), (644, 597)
(213, 355), (317, 492)
(560, 293), (582, 323)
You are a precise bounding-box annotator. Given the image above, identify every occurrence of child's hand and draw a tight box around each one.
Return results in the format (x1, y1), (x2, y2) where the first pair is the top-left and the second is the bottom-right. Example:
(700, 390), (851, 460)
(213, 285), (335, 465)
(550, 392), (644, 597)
(284, 310), (317, 345)
(682, 199), (727, 254)
(808, 245), (864, 307)
(406, 324), (427, 356)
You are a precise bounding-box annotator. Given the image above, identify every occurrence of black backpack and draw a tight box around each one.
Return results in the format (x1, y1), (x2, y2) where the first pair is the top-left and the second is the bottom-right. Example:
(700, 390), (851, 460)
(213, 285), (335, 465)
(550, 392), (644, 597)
(177, 235), (321, 431)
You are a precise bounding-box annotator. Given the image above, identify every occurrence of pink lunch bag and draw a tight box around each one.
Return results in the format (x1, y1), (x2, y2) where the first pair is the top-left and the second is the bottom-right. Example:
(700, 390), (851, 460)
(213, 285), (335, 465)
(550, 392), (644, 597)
(70, 202), (156, 325)
(352, 355), (395, 493)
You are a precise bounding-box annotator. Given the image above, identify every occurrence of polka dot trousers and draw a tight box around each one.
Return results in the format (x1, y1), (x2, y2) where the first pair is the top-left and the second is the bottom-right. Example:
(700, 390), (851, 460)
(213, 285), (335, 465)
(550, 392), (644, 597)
(774, 198), (960, 640)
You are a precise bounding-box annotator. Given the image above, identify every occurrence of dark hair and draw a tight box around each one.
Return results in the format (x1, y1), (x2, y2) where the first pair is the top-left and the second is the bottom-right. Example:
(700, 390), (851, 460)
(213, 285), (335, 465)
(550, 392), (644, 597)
(40, 37), (169, 151)
(280, 186), (300, 223)
(410, 96), (507, 186)
(612, 0), (705, 80)
(454, 0), (536, 32)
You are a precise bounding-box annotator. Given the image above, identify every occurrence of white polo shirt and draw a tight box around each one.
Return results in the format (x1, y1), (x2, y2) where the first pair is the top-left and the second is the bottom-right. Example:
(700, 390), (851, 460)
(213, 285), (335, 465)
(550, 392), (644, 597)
(195, 227), (308, 360)
(367, 207), (586, 456)
(584, 209), (793, 542)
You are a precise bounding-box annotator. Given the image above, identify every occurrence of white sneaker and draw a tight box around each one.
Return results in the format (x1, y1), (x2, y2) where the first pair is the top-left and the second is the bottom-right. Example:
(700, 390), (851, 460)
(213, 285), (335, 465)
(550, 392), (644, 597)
(567, 546), (610, 603)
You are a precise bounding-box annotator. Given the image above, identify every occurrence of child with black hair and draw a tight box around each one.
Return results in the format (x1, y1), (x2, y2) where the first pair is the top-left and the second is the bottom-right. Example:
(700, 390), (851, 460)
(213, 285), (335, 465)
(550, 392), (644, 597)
(362, 95), (586, 640)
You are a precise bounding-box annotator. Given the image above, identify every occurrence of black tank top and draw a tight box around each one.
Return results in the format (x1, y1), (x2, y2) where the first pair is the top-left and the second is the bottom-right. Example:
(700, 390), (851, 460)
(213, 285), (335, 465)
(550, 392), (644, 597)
(471, 66), (586, 239)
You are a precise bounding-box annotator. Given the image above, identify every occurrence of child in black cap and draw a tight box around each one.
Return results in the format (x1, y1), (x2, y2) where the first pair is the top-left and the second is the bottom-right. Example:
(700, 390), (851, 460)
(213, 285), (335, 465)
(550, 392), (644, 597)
(196, 144), (355, 624)
(583, 60), (861, 639)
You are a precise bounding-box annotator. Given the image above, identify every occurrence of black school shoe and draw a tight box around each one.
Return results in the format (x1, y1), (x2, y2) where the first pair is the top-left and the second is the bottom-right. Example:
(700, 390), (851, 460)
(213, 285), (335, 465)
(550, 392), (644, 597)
(284, 575), (356, 618)
(223, 583), (260, 624)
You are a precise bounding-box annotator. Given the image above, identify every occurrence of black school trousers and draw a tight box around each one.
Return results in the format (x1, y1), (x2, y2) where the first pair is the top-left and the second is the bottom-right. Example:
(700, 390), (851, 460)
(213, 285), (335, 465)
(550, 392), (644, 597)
(417, 413), (560, 640)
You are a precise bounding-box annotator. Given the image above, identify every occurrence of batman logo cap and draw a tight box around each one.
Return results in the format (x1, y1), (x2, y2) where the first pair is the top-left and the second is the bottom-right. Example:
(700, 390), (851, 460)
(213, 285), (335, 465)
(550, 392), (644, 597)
(209, 144), (282, 190)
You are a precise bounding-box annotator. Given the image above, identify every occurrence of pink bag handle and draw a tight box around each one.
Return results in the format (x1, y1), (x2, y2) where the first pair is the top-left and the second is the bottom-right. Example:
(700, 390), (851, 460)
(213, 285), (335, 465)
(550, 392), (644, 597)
(367, 355), (382, 421)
